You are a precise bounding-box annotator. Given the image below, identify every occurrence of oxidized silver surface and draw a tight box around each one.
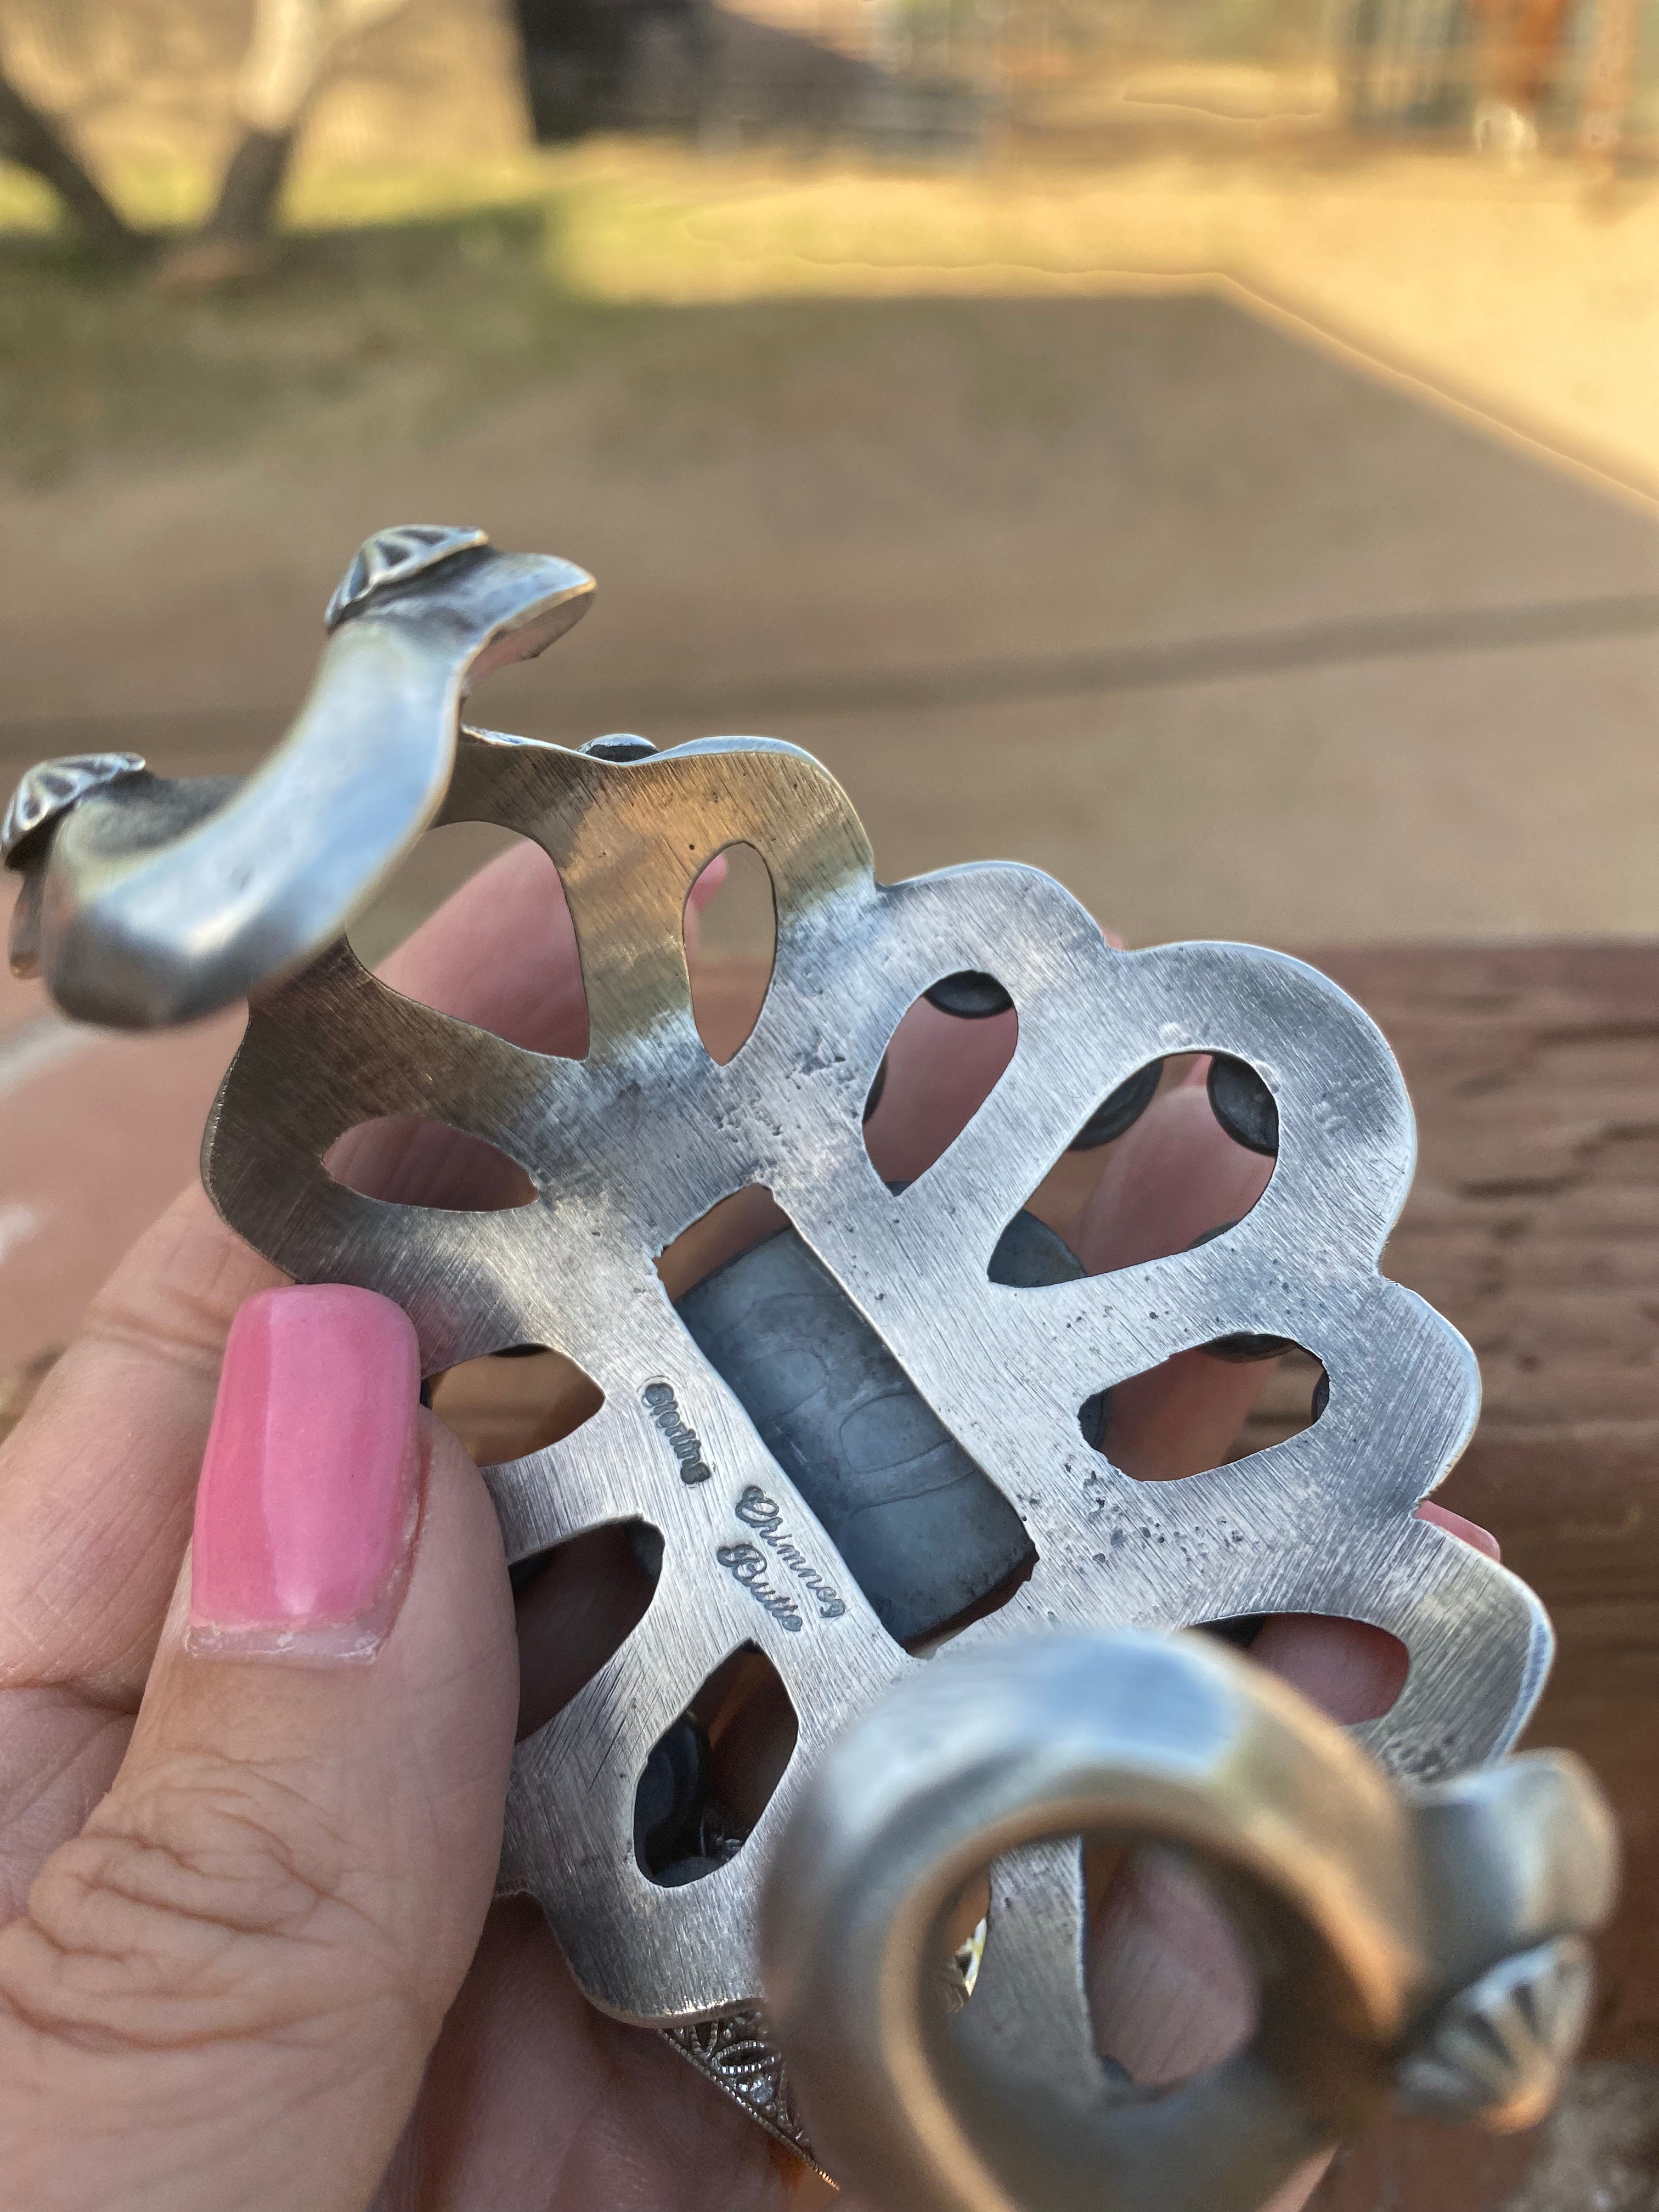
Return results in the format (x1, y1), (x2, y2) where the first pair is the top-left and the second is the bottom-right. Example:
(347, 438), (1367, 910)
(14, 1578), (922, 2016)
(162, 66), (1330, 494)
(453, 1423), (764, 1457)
(173, 532), (1558, 2030)
(761, 1632), (1617, 2212)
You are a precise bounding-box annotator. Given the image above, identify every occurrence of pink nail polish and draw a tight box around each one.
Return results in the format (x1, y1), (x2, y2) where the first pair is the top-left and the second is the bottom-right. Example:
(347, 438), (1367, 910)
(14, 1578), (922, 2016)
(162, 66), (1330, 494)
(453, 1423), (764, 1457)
(188, 1285), (422, 1663)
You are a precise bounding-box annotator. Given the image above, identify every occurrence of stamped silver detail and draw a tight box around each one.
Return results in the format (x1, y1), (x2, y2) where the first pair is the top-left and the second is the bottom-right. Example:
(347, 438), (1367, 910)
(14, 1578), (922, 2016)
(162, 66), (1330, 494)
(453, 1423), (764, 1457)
(1, 751), (147, 868)
(7, 533), (592, 1025)
(736, 1486), (848, 1618)
(716, 1542), (806, 1632)
(1394, 1935), (1595, 2130)
(323, 522), (490, 630)
(760, 1633), (1617, 2211)
(643, 1380), (713, 1484)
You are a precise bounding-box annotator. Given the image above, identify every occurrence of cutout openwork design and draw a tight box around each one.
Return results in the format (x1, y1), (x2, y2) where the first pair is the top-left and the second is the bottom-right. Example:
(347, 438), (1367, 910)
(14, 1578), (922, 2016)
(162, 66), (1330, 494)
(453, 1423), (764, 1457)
(685, 841), (777, 1065)
(1086, 1333), (1326, 1486)
(348, 823), (590, 1058)
(863, 979), (1019, 1185)
(324, 1116), (537, 1211)
(1085, 1842), (1260, 2088)
(431, 1344), (605, 1466)
(515, 1519), (661, 1741)
(204, 726), (1549, 2027)
(635, 1644), (799, 1887)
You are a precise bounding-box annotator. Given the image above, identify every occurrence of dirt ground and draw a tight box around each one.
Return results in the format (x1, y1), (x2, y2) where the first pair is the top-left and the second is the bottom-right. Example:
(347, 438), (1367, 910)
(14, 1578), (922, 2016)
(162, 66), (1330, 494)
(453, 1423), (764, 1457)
(4, 139), (1658, 953)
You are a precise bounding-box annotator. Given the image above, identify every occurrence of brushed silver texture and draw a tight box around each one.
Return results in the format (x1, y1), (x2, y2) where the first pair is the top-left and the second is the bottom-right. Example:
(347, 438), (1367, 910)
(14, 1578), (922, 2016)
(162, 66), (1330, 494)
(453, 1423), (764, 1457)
(187, 543), (1554, 2028)
(8, 528), (592, 1027)
(760, 1632), (1616, 2212)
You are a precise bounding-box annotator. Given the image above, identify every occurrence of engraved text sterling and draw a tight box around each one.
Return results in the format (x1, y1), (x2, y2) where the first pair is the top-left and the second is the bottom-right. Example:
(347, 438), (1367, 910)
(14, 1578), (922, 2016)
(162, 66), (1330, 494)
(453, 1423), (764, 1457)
(642, 1381), (712, 1484)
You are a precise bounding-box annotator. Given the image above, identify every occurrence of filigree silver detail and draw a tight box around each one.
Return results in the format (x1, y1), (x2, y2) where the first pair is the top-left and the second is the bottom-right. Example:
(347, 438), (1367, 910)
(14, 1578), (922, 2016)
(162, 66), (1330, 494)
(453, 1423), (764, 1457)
(662, 2008), (823, 2170)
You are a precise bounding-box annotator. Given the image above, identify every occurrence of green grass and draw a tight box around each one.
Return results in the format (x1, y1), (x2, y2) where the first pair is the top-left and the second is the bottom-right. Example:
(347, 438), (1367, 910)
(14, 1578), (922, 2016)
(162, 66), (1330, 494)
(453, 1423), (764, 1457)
(0, 145), (970, 486)
(0, 143), (1096, 488)
(0, 136), (1239, 487)
(0, 189), (647, 488)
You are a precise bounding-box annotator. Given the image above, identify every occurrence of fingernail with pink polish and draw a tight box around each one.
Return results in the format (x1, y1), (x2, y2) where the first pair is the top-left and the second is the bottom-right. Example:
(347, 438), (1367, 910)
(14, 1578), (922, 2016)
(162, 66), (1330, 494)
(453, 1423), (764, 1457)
(188, 1285), (422, 1663)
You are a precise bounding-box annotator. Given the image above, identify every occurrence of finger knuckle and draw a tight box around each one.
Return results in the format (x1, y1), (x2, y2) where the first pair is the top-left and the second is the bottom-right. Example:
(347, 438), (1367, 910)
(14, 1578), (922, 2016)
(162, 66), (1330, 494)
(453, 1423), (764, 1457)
(0, 1753), (402, 2055)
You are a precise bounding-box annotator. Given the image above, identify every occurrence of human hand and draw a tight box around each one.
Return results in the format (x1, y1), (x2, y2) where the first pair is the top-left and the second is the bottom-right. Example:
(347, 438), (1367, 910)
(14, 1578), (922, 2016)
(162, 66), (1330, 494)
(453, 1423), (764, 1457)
(0, 840), (1494, 2211)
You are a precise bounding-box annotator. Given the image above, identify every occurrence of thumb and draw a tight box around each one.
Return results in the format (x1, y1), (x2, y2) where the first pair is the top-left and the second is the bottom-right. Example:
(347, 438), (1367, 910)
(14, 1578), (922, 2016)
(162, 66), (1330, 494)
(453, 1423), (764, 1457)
(0, 1286), (517, 2212)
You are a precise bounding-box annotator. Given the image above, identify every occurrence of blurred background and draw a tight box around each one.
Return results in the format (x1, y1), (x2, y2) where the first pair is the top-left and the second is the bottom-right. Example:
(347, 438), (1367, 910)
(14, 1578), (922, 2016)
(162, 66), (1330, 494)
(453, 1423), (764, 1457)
(3, 0), (1657, 950)
(3, 4), (1658, 2203)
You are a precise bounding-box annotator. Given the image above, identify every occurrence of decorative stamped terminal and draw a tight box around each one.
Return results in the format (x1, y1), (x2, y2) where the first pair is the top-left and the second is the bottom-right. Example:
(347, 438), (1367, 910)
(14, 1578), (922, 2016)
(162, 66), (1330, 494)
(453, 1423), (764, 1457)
(323, 523), (490, 630)
(1, 752), (148, 869)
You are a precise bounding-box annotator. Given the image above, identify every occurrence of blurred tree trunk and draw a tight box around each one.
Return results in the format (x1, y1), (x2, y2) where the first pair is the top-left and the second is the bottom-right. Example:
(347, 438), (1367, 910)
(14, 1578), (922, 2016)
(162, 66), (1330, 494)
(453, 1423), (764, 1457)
(0, 64), (141, 258)
(159, 0), (412, 287)
(193, 126), (304, 253)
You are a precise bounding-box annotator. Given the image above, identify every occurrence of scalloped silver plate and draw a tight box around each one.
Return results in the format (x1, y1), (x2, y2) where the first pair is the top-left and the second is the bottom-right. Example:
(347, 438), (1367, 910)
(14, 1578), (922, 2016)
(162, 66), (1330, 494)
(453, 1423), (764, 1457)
(201, 720), (1551, 2027)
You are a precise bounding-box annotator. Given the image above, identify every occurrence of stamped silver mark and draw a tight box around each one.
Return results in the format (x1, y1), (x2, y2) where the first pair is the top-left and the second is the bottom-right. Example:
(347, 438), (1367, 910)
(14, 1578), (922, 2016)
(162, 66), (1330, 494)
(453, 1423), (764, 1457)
(642, 1380), (713, 1485)
(735, 1485), (848, 1620)
(716, 1542), (806, 1630)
